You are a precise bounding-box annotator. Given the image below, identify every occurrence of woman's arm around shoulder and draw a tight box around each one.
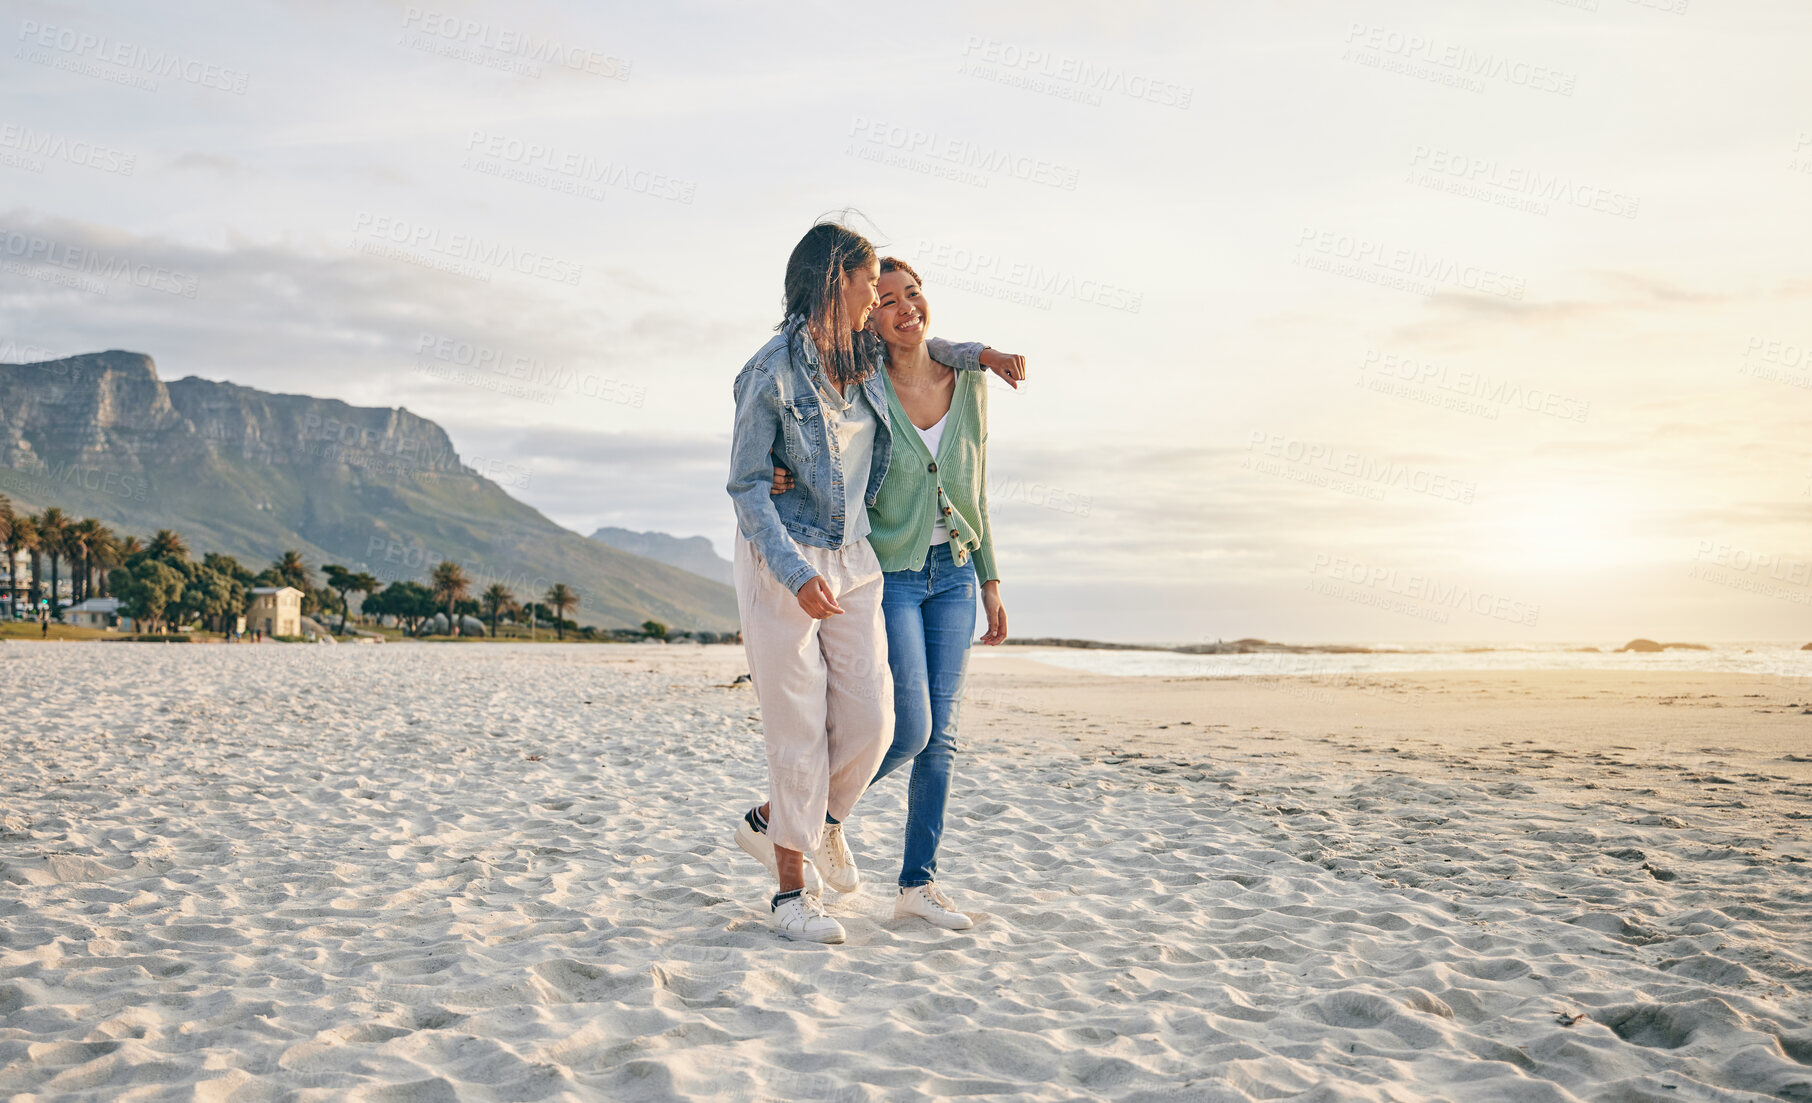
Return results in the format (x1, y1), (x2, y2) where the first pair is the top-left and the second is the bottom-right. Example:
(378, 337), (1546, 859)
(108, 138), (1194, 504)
(927, 339), (1028, 389)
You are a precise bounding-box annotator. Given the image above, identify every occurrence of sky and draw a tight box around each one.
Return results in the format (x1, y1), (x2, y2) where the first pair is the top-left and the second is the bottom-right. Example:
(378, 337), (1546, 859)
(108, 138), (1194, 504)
(3, 0), (1810, 644)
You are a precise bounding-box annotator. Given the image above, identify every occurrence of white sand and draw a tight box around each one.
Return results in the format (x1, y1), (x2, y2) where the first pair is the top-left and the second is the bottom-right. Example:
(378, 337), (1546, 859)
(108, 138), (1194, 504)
(1, 642), (1809, 1101)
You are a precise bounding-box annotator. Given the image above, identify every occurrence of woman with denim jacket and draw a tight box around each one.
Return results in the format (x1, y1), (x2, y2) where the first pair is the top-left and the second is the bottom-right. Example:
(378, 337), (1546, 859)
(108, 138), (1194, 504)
(772, 257), (1015, 931)
(725, 222), (1023, 943)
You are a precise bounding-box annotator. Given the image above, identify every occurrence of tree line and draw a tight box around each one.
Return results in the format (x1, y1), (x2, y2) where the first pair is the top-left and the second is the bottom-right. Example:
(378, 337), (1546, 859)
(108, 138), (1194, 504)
(0, 499), (121, 617)
(0, 496), (590, 639)
(357, 562), (583, 640)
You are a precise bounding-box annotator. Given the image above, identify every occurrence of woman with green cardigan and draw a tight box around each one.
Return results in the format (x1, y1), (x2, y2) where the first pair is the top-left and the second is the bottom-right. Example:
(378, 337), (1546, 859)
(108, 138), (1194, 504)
(774, 256), (1014, 929)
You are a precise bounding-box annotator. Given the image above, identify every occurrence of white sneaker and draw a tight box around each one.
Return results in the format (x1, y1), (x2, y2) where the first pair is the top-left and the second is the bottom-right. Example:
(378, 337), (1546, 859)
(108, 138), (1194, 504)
(772, 892), (845, 943)
(813, 822), (860, 894)
(894, 883), (974, 930)
(734, 809), (822, 895)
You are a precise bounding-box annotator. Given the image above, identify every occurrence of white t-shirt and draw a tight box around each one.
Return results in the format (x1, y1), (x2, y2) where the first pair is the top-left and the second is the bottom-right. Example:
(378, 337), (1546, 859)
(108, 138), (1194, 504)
(817, 377), (877, 544)
(914, 410), (950, 546)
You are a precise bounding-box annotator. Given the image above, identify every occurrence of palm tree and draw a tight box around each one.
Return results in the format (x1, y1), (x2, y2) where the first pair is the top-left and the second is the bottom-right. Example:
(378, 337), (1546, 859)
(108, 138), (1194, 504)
(13, 512), (40, 615)
(146, 529), (188, 563)
(62, 520), (92, 604)
(480, 583), (515, 638)
(36, 508), (67, 619)
(430, 560), (470, 636)
(0, 496), (13, 616)
(273, 549), (312, 592)
(544, 583), (576, 640)
(87, 524), (121, 599)
(68, 518), (95, 601)
(112, 535), (142, 599)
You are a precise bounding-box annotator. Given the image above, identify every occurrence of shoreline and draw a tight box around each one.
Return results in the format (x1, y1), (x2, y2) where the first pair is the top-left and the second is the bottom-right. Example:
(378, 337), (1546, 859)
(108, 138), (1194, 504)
(1004, 636), (1809, 655)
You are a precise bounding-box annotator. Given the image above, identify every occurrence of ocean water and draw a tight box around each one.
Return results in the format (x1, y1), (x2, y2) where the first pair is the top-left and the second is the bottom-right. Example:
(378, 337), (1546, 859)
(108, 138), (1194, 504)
(986, 642), (1812, 681)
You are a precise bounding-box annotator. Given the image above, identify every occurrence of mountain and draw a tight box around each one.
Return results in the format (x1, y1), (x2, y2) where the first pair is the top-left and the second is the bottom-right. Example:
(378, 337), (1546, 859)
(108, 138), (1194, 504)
(589, 526), (731, 585)
(0, 351), (737, 630)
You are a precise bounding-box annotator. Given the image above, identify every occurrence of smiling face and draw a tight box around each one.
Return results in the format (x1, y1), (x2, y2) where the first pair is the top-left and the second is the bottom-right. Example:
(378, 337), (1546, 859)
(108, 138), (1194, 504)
(839, 259), (881, 332)
(869, 267), (928, 348)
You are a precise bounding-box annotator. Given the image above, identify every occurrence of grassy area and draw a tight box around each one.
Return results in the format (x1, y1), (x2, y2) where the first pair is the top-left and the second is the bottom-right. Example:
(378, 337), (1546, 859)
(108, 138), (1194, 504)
(0, 620), (713, 645)
(339, 621), (641, 643)
(0, 624), (244, 643)
(346, 624), (686, 643)
(0, 621), (116, 641)
(378, 631), (640, 643)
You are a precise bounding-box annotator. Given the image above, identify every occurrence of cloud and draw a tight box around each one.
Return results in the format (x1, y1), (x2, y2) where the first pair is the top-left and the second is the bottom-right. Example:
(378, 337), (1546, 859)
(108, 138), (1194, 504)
(168, 153), (243, 176)
(0, 206), (682, 395)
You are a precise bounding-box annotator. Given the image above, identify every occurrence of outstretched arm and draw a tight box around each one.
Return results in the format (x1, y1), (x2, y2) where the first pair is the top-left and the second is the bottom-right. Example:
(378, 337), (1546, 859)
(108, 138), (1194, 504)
(927, 339), (1028, 389)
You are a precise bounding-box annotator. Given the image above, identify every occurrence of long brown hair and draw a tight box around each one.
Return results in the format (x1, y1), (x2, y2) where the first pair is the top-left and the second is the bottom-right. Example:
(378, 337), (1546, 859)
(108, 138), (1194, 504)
(781, 222), (877, 387)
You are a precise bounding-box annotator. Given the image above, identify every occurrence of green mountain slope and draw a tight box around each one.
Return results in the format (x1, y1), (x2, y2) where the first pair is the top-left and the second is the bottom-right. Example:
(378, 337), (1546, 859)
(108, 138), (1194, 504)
(0, 351), (738, 630)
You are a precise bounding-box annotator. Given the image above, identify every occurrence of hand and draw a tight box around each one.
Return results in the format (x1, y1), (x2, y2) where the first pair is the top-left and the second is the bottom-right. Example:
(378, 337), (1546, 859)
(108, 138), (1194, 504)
(796, 575), (845, 619)
(770, 466), (795, 495)
(980, 348), (1026, 389)
(978, 580), (1007, 645)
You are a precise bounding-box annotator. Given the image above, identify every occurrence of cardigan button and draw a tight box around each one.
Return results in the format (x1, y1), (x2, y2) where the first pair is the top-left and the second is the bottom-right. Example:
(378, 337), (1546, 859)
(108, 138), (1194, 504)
(927, 462), (937, 473)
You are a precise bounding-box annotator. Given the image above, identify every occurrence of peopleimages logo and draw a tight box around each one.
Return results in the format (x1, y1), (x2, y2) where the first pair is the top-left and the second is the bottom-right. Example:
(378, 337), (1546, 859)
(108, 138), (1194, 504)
(0, 123), (136, 175)
(1342, 23), (1576, 97)
(0, 225), (198, 298)
(0, 459), (149, 502)
(399, 8), (630, 78)
(1690, 541), (1812, 587)
(1309, 553), (1542, 626)
(957, 36), (1194, 110)
(914, 239), (1143, 314)
(1247, 432), (1477, 504)
(463, 131), (696, 204)
(1688, 541), (1812, 606)
(414, 332), (646, 407)
(1737, 333), (1812, 390)
(1359, 349), (1591, 422)
(351, 211), (584, 286)
(15, 19), (249, 94)
(1293, 226), (1526, 301)
(1407, 145), (1640, 219)
(847, 118), (1080, 191)
(0, 339), (53, 362)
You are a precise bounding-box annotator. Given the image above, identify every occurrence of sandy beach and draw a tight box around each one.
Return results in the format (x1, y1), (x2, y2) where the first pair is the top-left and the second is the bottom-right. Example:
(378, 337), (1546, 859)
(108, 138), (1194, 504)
(2, 641), (1810, 1101)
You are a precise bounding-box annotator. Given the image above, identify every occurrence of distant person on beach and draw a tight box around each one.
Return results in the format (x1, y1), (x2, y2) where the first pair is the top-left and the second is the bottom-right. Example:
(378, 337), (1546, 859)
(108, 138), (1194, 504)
(773, 257), (1015, 931)
(40, 610), (49, 638)
(726, 220), (1022, 943)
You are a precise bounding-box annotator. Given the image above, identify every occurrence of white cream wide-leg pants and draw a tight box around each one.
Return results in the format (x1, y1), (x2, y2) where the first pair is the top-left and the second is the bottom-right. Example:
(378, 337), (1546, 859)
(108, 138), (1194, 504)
(734, 535), (893, 855)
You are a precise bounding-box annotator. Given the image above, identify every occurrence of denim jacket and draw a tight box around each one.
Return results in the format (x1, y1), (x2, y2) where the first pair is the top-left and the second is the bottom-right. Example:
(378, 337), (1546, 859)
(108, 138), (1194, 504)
(728, 316), (985, 593)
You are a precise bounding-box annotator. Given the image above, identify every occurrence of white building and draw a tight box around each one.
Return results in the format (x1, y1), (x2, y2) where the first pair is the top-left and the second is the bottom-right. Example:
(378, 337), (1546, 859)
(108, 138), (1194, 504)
(248, 586), (303, 637)
(64, 596), (121, 629)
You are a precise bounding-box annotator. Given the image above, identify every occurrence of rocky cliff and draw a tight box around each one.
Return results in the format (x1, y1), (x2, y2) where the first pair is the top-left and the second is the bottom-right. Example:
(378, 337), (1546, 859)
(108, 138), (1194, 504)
(0, 351), (738, 630)
(589, 526), (732, 586)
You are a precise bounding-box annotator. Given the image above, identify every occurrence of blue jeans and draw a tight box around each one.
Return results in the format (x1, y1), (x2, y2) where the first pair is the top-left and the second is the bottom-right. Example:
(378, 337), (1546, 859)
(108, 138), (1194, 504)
(870, 543), (976, 887)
